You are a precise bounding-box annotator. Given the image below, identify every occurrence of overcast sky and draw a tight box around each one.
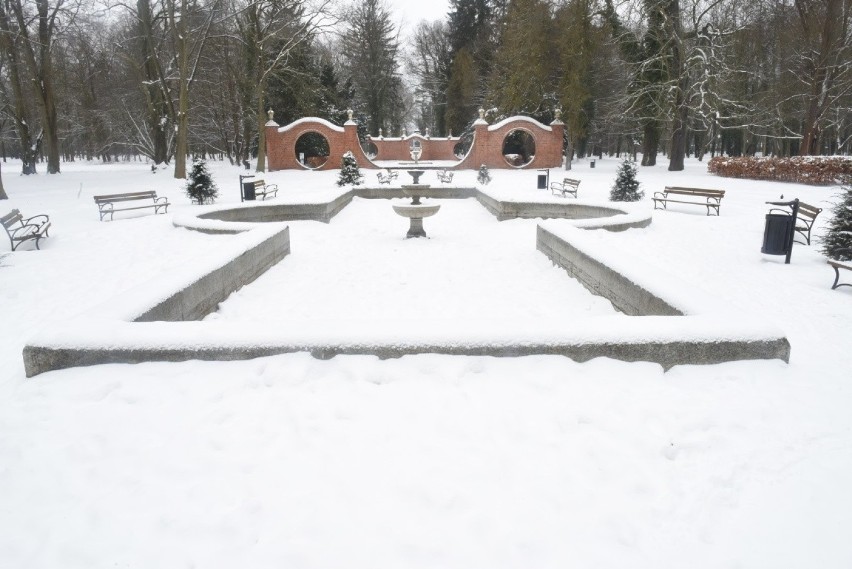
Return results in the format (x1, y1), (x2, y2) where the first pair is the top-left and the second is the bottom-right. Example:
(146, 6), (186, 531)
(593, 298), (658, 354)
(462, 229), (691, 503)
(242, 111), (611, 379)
(385, 0), (450, 37)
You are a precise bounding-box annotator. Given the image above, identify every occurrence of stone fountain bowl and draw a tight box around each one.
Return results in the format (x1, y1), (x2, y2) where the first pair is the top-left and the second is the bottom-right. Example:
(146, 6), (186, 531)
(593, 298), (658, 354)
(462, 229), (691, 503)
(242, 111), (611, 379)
(392, 203), (441, 218)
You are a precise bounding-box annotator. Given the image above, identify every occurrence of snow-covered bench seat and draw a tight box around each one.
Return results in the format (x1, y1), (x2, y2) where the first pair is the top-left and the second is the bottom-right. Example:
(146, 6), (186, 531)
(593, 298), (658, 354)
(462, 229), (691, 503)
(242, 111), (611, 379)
(246, 179), (278, 200)
(652, 187), (725, 216)
(94, 191), (170, 221)
(550, 178), (580, 198)
(2, 209), (51, 250)
(377, 170), (398, 185)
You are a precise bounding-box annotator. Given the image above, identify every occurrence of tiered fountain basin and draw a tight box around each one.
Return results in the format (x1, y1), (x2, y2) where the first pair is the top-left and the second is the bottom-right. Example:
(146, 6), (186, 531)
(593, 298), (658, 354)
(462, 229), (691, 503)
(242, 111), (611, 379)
(393, 184), (441, 238)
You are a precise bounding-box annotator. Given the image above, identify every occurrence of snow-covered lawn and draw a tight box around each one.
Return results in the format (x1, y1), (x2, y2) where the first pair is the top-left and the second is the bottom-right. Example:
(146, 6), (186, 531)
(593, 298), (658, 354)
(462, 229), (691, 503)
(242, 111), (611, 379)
(1, 158), (851, 568)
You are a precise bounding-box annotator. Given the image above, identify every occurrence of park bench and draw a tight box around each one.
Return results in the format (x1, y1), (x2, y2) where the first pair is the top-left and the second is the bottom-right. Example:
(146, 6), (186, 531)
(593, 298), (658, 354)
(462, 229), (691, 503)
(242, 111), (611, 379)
(94, 191), (170, 221)
(550, 178), (580, 198)
(247, 178), (278, 200)
(2, 209), (51, 251)
(653, 186), (725, 216)
(793, 201), (822, 245)
(377, 170), (398, 185)
(828, 248), (852, 290)
(437, 170), (454, 184)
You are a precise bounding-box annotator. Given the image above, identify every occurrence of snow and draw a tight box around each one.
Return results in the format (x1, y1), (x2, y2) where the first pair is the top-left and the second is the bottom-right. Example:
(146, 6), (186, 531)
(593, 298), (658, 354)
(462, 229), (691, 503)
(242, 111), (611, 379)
(2, 157), (852, 568)
(278, 117), (344, 133)
(488, 115), (553, 132)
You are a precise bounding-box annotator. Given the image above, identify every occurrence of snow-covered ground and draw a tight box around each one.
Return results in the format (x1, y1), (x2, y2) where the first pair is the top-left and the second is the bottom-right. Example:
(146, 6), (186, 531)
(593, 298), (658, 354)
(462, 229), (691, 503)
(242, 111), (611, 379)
(1, 157), (851, 568)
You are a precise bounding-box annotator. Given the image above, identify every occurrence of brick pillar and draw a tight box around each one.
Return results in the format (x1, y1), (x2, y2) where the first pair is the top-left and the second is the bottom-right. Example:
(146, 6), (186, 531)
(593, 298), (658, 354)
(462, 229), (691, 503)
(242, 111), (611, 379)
(343, 110), (371, 167)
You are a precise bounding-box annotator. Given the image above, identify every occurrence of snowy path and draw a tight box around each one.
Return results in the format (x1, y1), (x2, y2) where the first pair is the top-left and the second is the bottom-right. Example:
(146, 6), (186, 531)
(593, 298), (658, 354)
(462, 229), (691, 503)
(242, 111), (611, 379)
(1, 159), (851, 568)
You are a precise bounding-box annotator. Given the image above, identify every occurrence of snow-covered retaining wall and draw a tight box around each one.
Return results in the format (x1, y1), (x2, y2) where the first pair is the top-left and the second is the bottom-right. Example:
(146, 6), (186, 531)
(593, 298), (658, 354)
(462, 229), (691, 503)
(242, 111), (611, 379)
(536, 222), (791, 365)
(23, 186), (787, 376)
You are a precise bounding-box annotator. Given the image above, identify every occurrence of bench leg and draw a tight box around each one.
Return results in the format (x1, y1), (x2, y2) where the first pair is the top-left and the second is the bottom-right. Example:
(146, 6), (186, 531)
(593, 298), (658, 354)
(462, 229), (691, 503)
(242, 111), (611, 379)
(832, 266), (852, 290)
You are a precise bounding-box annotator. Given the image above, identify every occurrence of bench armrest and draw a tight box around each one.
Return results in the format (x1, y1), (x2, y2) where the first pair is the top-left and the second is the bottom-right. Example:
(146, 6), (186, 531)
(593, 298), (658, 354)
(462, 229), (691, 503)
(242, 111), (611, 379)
(23, 214), (49, 227)
(153, 196), (170, 205)
(264, 183), (279, 192)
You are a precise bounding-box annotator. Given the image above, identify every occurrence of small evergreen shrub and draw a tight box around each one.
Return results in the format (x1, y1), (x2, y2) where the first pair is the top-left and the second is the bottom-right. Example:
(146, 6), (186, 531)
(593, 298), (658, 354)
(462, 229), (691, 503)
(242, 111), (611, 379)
(708, 156), (852, 185)
(820, 180), (852, 261)
(337, 151), (363, 186)
(185, 158), (218, 205)
(477, 164), (491, 185)
(610, 158), (643, 202)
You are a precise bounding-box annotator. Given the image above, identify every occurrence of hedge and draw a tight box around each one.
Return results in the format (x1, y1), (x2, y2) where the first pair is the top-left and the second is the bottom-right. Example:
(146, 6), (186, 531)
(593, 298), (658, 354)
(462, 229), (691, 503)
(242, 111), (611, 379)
(707, 156), (852, 185)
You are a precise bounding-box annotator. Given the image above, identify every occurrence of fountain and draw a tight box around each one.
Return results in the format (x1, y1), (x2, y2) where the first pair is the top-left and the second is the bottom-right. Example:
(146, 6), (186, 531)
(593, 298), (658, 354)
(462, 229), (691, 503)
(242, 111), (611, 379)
(392, 141), (441, 238)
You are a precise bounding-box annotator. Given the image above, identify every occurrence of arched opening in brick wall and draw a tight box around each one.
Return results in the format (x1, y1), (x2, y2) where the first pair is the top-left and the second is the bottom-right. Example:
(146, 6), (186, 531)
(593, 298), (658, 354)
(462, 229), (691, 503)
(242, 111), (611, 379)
(453, 135), (473, 159)
(502, 129), (536, 167)
(361, 140), (378, 159)
(294, 131), (330, 169)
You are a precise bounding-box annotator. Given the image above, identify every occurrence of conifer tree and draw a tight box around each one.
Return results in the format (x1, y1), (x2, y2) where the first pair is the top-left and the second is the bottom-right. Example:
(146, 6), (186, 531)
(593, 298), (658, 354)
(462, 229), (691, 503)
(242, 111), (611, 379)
(185, 158), (218, 204)
(610, 158), (643, 201)
(337, 151), (363, 186)
(821, 182), (852, 261)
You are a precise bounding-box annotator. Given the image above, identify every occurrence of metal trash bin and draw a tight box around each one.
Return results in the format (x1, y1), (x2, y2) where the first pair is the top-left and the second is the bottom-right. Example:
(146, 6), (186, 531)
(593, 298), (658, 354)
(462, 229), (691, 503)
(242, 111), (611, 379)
(590, 159), (596, 168)
(537, 168), (549, 189)
(761, 198), (800, 264)
(761, 214), (793, 255)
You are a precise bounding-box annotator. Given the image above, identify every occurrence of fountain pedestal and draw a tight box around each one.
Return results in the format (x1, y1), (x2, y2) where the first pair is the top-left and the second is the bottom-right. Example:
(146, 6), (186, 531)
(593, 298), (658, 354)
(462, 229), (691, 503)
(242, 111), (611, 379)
(393, 183), (440, 238)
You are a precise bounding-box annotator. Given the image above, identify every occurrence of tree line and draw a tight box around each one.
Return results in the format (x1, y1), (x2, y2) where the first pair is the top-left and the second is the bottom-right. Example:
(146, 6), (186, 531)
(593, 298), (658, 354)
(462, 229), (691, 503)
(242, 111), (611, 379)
(0, 0), (849, 183)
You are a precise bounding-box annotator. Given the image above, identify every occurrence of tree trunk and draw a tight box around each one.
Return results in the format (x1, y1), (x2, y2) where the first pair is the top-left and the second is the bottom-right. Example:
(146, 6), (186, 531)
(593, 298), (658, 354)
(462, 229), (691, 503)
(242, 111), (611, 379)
(641, 122), (659, 166)
(0, 161), (7, 200)
(255, 78), (268, 173)
(798, 0), (844, 156)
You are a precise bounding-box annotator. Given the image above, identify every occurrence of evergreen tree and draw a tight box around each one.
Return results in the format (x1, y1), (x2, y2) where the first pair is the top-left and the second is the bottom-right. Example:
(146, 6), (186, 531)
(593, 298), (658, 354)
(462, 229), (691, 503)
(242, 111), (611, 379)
(491, 0), (553, 116)
(821, 182), (852, 261)
(610, 158), (643, 201)
(477, 164), (491, 185)
(185, 158), (218, 204)
(337, 151), (364, 186)
(342, 0), (402, 136)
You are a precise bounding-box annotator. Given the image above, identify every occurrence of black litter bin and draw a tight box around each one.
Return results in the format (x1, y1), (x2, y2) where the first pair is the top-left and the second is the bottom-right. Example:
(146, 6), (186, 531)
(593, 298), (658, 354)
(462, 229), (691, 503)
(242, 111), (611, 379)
(590, 159), (596, 168)
(761, 213), (793, 255)
(537, 170), (548, 189)
(240, 177), (256, 201)
(761, 198), (800, 264)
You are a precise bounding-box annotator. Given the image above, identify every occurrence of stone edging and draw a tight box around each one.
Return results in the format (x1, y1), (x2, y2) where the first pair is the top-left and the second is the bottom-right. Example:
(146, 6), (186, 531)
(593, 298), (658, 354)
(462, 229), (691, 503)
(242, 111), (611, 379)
(22, 189), (789, 377)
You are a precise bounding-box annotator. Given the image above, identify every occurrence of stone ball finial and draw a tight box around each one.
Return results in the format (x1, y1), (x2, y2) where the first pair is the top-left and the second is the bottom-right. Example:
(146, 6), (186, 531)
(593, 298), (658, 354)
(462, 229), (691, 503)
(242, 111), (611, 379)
(267, 109), (274, 121)
(347, 109), (354, 121)
(478, 108), (485, 120)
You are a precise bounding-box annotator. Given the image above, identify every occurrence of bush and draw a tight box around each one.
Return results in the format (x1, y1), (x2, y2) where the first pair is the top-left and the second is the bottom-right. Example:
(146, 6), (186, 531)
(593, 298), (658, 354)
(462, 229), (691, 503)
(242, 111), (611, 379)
(820, 181), (852, 261)
(337, 151), (363, 187)
(610, 158), (643, 202)
(185, 158), (218, 205)
(477, 164), (491, 185)
(708, 156), (852, 185)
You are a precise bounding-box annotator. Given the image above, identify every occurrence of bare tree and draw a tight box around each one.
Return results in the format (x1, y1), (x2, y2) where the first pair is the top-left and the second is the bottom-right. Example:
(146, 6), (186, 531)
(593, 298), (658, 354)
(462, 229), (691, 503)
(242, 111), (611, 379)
(236, 0), (334, 172)
(795, 0), (852, 155)
(0, 0), (40, 174)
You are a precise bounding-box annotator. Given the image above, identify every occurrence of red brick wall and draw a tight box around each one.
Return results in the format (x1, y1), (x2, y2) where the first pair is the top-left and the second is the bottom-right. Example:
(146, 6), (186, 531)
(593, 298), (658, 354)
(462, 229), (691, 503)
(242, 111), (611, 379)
(368, 135), (462, 162)
(266, 116), (564, 172)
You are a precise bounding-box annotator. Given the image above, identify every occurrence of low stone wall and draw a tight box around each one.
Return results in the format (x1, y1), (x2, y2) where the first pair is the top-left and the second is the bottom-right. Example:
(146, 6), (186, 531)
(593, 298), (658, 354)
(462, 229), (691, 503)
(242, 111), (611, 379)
(23, 188), (790, 377)
(537, 225), (682, 316)
(135, 226), (290, 322)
